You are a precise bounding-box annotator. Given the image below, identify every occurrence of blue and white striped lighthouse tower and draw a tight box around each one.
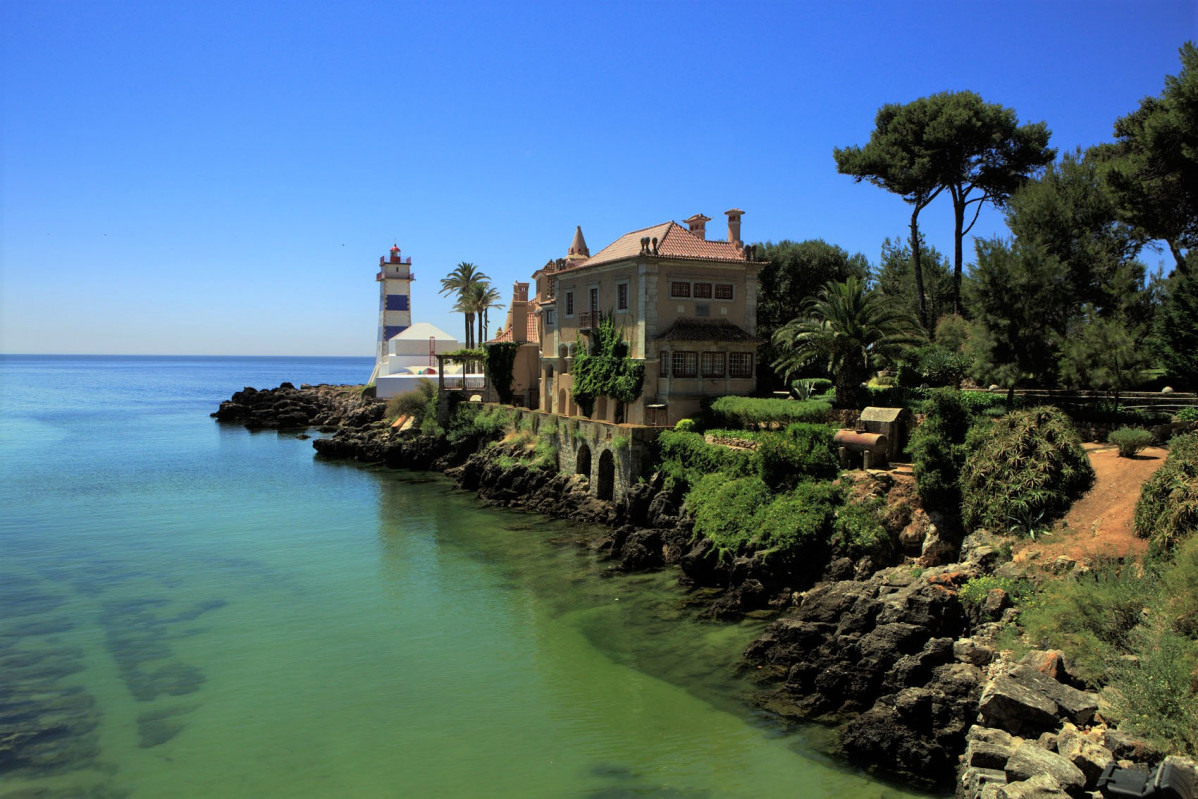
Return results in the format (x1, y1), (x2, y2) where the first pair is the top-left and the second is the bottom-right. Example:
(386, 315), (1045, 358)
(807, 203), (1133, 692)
(374, 243), (414, 376)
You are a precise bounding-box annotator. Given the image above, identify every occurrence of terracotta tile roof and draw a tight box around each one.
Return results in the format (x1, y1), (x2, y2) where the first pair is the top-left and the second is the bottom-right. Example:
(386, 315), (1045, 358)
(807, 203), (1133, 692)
(580, 221), (748, 268)
(655, 318), (759, 343)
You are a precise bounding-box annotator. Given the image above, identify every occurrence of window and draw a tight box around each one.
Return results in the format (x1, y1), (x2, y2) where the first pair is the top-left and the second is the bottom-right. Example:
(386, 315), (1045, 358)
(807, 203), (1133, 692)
(701, 352), (726, 377)
(671, 351), (697, 378)
(660, 350), (669, 377)
(695, 304), (710, 318)
(589, 287), (599, 313)
(670, 281), (691, 298)
(543, 309), (555, 328)
(729, 352), (754, 378)
(714, 284), (734, 300)
(693, 282), (712, 299)
(616, 282), (629, 311)
(565, 291), (574, 316)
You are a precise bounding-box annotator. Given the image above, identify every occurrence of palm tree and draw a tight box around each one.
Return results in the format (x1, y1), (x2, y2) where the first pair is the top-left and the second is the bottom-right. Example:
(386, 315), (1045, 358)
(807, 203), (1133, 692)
(439, 262), (490, 348)
(772, 276), (923, 408)
(467, 282), (504, 343)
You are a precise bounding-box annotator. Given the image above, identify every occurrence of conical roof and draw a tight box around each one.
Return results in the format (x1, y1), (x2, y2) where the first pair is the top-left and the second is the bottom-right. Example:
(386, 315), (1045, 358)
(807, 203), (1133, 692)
(567, 225), (589, 259)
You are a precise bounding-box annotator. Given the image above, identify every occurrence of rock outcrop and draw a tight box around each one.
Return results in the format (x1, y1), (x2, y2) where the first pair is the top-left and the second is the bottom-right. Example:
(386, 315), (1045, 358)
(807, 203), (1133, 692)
(212, 383), (383, 431)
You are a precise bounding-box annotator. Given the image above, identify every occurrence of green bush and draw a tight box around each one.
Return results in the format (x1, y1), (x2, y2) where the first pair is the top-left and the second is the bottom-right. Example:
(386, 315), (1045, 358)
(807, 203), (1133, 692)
(756, 425), (838, 490)
(656, 430), (758, 489)
(909, 388), (974, 510)
(446, 403), (517, 444)
(1013, 541), (1198, 755)
(1109, 427), (1155, 458)
(754, 481), (840, 563)
(1018, 560), (1154, 685)
(708, 396), (831, 429)
(958, 575), (1028, 607)
(674, 418), (698, 432)
(831, 499), (892, 561)
(686, 474), (773, 556)
(1175, 407), (1198, 423)
(1134, 432), (1198, 554)
(960, 406), (1095, 535)
(384, 379), (437, 424)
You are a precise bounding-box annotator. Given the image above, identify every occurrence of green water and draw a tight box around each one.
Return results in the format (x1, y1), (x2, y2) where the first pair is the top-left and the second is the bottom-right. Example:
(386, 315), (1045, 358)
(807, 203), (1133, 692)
(0, 356), (928, 798)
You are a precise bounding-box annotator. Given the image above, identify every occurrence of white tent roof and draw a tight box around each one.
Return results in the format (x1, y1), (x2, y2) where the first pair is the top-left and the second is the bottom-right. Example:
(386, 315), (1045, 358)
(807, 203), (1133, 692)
(393, 322), (457, 342)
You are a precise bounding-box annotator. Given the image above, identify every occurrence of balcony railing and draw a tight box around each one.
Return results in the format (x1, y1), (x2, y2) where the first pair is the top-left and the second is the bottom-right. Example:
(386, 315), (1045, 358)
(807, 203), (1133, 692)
(441, 375), (487, 391)
(577, 311), (600, 330)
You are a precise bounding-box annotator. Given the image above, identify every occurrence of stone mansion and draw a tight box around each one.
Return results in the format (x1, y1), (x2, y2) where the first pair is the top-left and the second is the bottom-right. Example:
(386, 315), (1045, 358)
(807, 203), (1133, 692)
(493, 209), (761, 426)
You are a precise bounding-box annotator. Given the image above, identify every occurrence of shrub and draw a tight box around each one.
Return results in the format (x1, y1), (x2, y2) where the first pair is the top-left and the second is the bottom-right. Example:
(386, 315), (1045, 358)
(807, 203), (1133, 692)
(754, 481), (840, 564)
(656, 431), (758, 488)
(1108, 427), (1155, 458)
(958, 575), (1028, 608)
(1017, 560), (1154, 686)
(708, 396), (831, 429)
(686, 474), (773, 556)
(756, 425), (838, 490)
(1175, 407), (1198, 423)
(960, 406), (1095, 535)
(674, 418), (698, 433)
(1135, 432), (1198, 554)
(385, 380), (438, 424)
(446, 403), (517, 444)
(909, 388), (974, 510)
(831, 498), (892, 561)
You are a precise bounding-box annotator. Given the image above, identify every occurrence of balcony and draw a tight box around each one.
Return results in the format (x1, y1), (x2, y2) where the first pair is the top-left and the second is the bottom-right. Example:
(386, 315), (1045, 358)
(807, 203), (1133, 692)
(577, 311), (600, 331)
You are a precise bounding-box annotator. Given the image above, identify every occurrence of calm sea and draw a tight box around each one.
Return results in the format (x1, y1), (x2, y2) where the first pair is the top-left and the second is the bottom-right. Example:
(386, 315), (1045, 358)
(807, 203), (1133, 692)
(0, 355), (925, 798)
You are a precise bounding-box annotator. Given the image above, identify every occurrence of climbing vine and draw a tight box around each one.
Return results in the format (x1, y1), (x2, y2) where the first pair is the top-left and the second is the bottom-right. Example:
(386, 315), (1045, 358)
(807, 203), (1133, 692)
(484, 342), (520, 404)
(571, 317), (645, 418)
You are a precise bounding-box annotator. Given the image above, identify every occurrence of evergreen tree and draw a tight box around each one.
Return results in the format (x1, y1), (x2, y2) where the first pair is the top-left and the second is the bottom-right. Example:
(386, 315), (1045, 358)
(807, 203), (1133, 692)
(1158, 256), (1198, 388)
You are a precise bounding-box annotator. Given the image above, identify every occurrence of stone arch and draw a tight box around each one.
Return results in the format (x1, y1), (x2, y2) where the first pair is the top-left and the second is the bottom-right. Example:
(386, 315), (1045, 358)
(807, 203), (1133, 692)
(576, 442), (591, 478)
(558, 388), (568, 416)
(597, 449), (615, 501)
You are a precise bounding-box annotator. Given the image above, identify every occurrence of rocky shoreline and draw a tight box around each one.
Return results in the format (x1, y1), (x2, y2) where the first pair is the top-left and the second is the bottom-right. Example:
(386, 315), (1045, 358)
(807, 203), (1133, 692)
(213, 384), (1198, 797)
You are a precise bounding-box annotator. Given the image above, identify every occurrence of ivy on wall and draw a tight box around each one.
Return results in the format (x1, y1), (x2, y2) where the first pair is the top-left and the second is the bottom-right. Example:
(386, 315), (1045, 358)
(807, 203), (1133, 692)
(484, 342), (521, 404)
(571, 317), (645, 418)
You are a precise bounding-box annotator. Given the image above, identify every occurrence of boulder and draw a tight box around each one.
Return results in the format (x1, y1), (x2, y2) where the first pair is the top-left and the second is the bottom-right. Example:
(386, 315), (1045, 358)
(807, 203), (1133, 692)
(996, 773), (1070, 798)
(978, 676), (1060, 734)
(1004, 743), (1086, 795)
(1055, 727), (1112, 787)
(1008, 665), (1098, 726)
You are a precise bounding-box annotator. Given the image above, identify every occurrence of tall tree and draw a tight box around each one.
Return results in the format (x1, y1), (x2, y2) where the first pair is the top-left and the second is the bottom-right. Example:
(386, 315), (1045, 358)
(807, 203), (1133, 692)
(1099, 42), (1198, 272)
(1157, 254), (1198, 388)
(837, 91), (1054, 316)
(964, 237), (1071, 402)
(772, 276), (922, 409)
(466, 281), (504, 344)
(754, 239), (869, 389)
(834, 102), (947, 328)
(439, 262), (490, 348)
(874, 236), (954, 332)
(1006, 148), (1148, 314)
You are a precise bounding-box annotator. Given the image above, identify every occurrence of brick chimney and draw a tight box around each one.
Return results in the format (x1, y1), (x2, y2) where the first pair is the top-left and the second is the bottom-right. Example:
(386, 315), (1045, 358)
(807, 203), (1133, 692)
(684, 213), (711, 240)
(725, 208), (745, 246)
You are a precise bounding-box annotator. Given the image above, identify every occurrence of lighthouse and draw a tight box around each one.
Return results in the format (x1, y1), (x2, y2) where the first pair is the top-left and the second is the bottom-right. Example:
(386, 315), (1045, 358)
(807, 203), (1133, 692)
(373, 243), (414, 378)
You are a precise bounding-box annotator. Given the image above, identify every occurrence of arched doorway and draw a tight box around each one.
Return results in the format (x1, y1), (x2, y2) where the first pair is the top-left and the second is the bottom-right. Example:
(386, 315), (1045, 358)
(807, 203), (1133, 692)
(576, 442), (591, 478)
(558, 388), (568, 416)
(597, 449), (615, 501)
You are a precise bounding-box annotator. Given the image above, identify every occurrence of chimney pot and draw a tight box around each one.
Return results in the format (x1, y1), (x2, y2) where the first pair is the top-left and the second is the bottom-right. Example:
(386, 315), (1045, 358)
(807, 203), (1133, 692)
(725, 208), (745, 246)
(684, 213), (711, 240)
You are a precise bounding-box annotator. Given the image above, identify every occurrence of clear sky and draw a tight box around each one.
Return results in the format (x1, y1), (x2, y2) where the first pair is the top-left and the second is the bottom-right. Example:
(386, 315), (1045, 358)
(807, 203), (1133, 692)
(2, 0), (1194, 355)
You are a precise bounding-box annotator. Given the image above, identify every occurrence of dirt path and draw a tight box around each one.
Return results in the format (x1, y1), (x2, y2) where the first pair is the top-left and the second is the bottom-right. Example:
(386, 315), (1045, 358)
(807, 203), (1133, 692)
(1014, 443), (1168, 564)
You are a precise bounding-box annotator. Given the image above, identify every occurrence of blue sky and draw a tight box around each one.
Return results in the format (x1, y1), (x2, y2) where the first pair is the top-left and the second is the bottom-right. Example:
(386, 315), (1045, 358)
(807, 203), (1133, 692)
(2, 0), (1194, 355)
